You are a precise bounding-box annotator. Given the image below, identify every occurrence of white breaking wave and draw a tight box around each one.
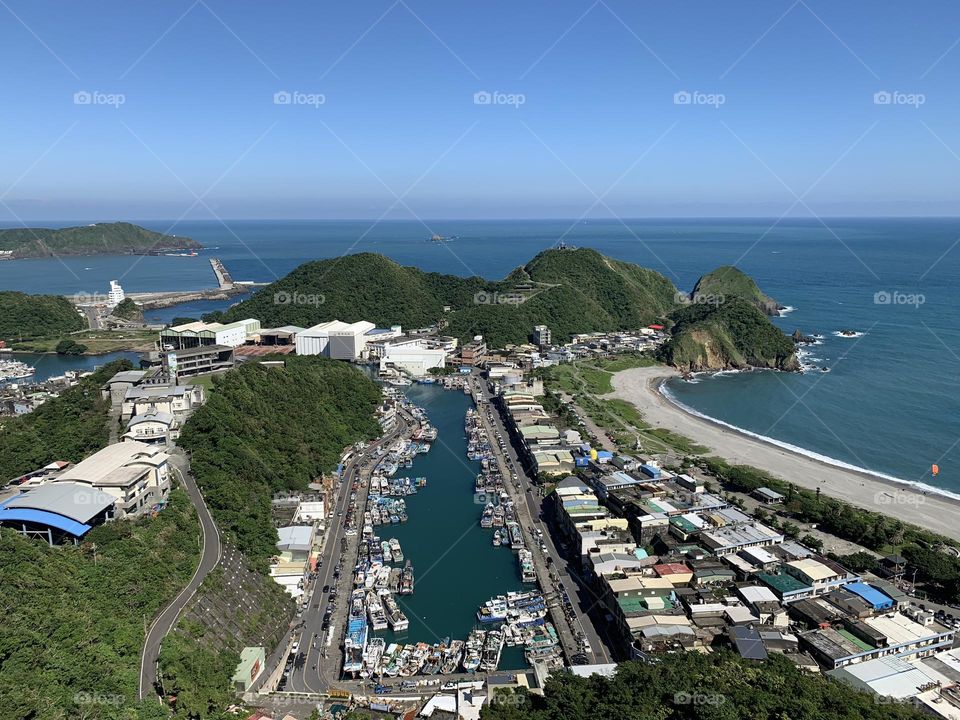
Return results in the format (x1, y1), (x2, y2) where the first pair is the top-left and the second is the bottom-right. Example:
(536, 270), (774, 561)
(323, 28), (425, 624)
(833, 330), (865, 338)
(659, 381), (960, 503)
(778, 306), (796, 316)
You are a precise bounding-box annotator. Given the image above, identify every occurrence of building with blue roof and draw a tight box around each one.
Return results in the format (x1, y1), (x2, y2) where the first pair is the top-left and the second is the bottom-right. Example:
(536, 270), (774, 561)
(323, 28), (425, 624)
(0, 482), (116, 545)
(844, 582), (895, 611)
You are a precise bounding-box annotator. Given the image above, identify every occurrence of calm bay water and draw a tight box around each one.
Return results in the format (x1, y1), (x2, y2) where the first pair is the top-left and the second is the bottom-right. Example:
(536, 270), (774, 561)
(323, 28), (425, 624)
(382, 383), (526, 669)
(2, 351), (140, 386)
(2, 218), (958, 494)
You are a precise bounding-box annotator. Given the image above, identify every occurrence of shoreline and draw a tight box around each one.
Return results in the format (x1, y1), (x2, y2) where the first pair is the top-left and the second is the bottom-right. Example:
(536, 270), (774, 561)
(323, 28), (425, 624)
(609, 366), (960, 543)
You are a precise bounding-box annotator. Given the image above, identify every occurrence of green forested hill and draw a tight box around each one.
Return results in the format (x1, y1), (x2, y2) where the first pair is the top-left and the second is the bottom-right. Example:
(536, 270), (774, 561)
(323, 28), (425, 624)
(0, 359), (131, 480)
(0, 221), (200, 258)
(0, 291), (85, 340)
(217, 248), (681, 347)
(0, 489), (200, 720)
(690, 265), (784, 315)
(215, 252), (488, 330)
(177, 356), (381, 566)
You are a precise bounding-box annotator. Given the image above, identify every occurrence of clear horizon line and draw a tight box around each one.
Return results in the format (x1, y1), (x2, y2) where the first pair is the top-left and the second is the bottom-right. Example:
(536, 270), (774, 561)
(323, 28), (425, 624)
(3, 214), (960, 225)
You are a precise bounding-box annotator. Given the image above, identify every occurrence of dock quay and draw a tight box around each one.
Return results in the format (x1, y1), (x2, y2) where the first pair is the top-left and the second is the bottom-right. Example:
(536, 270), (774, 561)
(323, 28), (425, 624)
(465, 375), (590, 666)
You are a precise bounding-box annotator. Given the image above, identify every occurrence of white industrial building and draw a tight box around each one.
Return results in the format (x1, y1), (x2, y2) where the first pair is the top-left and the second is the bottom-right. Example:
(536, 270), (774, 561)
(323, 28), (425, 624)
(328, 321), (376, 359)
(160, 318), (260, 349)
(295, 319), (378, 359)
(379, 347), (446, 377)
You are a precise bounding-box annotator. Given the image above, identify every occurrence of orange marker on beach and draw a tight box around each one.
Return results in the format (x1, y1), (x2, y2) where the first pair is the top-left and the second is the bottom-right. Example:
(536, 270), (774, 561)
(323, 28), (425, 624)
(932, 464), (940, 476)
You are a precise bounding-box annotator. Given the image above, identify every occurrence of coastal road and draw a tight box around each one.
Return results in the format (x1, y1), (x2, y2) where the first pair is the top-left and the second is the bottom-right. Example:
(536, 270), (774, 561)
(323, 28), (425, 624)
(138, 450), (222, 701)
(81, 305), (102, 330)
(473, 371), (611, 665)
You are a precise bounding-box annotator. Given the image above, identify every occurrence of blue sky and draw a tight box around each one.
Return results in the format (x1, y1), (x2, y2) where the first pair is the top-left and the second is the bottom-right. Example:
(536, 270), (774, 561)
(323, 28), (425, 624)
(2, 0), (959, 219)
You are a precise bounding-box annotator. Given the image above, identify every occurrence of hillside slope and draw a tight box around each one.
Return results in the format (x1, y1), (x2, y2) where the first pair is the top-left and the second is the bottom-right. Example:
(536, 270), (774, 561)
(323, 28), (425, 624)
(0, 290), (86, 340)
(0, 221), (200, 258)
(177, 356), (381, 566)
(217, 252), (488, 330)
(218, 248), (681, 347)
(660, 297), (798, 372)
(690, 265), (784, 316)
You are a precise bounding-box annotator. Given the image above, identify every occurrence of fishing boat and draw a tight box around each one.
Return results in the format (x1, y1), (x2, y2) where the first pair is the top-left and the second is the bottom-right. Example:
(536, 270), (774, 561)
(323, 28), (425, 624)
(361, 637), (386, 679)
(389, 538), (403, 562)
(380, 590), (409, 632)
(462, 630), (486, 672)
(422, 638), (448, 675)
(477, 596), (508, 623)
(492, 529), (502, 547)
(480, 502), (494, 528)
(399, 561), (414, 595)
(439, 639), (463, 674)
(0, 360), (35, 381)
(480, 629), (504, 672)
(518, 549), (537, 583)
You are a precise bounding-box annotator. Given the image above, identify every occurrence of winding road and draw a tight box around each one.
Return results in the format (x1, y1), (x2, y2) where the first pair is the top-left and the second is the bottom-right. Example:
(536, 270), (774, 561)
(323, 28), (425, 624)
(138, 449), (222, 701)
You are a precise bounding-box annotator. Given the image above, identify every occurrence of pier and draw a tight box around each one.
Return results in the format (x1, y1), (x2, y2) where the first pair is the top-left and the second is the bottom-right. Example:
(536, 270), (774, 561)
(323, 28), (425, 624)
(65, 258), (267, 311)
(210, 257), (234, 289)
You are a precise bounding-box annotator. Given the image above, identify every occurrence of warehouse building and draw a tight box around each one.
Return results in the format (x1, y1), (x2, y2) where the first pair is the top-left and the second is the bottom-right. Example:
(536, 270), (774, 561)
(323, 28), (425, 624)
(296, 319), (376, 358)
(0, 482), (116, 545)
(328, 321), (376, 359)
(160, 318), (260, 349)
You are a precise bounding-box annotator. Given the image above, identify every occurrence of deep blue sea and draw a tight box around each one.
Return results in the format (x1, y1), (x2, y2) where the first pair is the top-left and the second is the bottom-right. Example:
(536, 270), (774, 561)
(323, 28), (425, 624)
(2, 218), (958, 495)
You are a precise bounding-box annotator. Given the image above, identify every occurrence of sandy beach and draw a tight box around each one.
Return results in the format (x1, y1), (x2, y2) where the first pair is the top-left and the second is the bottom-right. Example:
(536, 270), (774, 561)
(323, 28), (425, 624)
(610, 366), (960, 543)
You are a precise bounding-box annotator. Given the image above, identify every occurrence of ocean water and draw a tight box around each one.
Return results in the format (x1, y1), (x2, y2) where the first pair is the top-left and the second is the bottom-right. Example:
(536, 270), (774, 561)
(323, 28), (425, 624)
(2, 218), (958, 494)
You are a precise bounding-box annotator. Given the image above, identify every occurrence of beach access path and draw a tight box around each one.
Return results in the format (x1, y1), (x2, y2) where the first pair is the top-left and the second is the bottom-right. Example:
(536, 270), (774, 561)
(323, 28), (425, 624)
(610, 366), (960, 543)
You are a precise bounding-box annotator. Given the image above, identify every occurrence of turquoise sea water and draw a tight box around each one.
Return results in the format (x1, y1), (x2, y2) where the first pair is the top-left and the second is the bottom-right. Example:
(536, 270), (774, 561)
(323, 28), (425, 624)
(379, 383), (527, 670)
(2, 218), (958, 494)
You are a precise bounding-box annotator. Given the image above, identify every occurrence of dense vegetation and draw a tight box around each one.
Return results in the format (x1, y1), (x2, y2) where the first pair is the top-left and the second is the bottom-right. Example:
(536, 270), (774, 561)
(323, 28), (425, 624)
(660, 297), (798, 371)
(177, 356), (381, 566)
(159, 550), (295, 718)
(482, 651), (924, 720)
(690, 265), (784, 315)
(0, 488), (200, 720)
(212, 251), (487, 330)
(0, 221), (200, 258)
(0, 290), (85, 340)
(55, 338), (88, 354)
(704, 457), (960, 600)
(215, 248), (680, 347)
(111, 297), (143, 321)
(0, 359), (130, 480)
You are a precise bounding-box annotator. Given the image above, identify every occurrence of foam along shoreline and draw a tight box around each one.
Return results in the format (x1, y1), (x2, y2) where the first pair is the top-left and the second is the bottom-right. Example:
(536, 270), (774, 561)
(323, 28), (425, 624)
(609, 366), (960, 543)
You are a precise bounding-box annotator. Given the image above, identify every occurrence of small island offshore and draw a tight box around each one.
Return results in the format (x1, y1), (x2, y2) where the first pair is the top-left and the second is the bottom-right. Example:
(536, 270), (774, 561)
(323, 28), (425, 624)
(0, 221), (201, 259)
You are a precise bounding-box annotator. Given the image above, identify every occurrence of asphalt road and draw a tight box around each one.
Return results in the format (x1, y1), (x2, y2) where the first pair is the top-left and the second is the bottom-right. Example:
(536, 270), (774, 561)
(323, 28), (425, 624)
(279, 412), (413, 695)
(138, 450), (222, 700)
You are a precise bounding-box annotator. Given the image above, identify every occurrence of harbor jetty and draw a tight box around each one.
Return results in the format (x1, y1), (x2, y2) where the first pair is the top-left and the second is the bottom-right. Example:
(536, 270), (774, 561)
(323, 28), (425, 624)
(210, 257), (233, 289)
(112, 258), (265, 310)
